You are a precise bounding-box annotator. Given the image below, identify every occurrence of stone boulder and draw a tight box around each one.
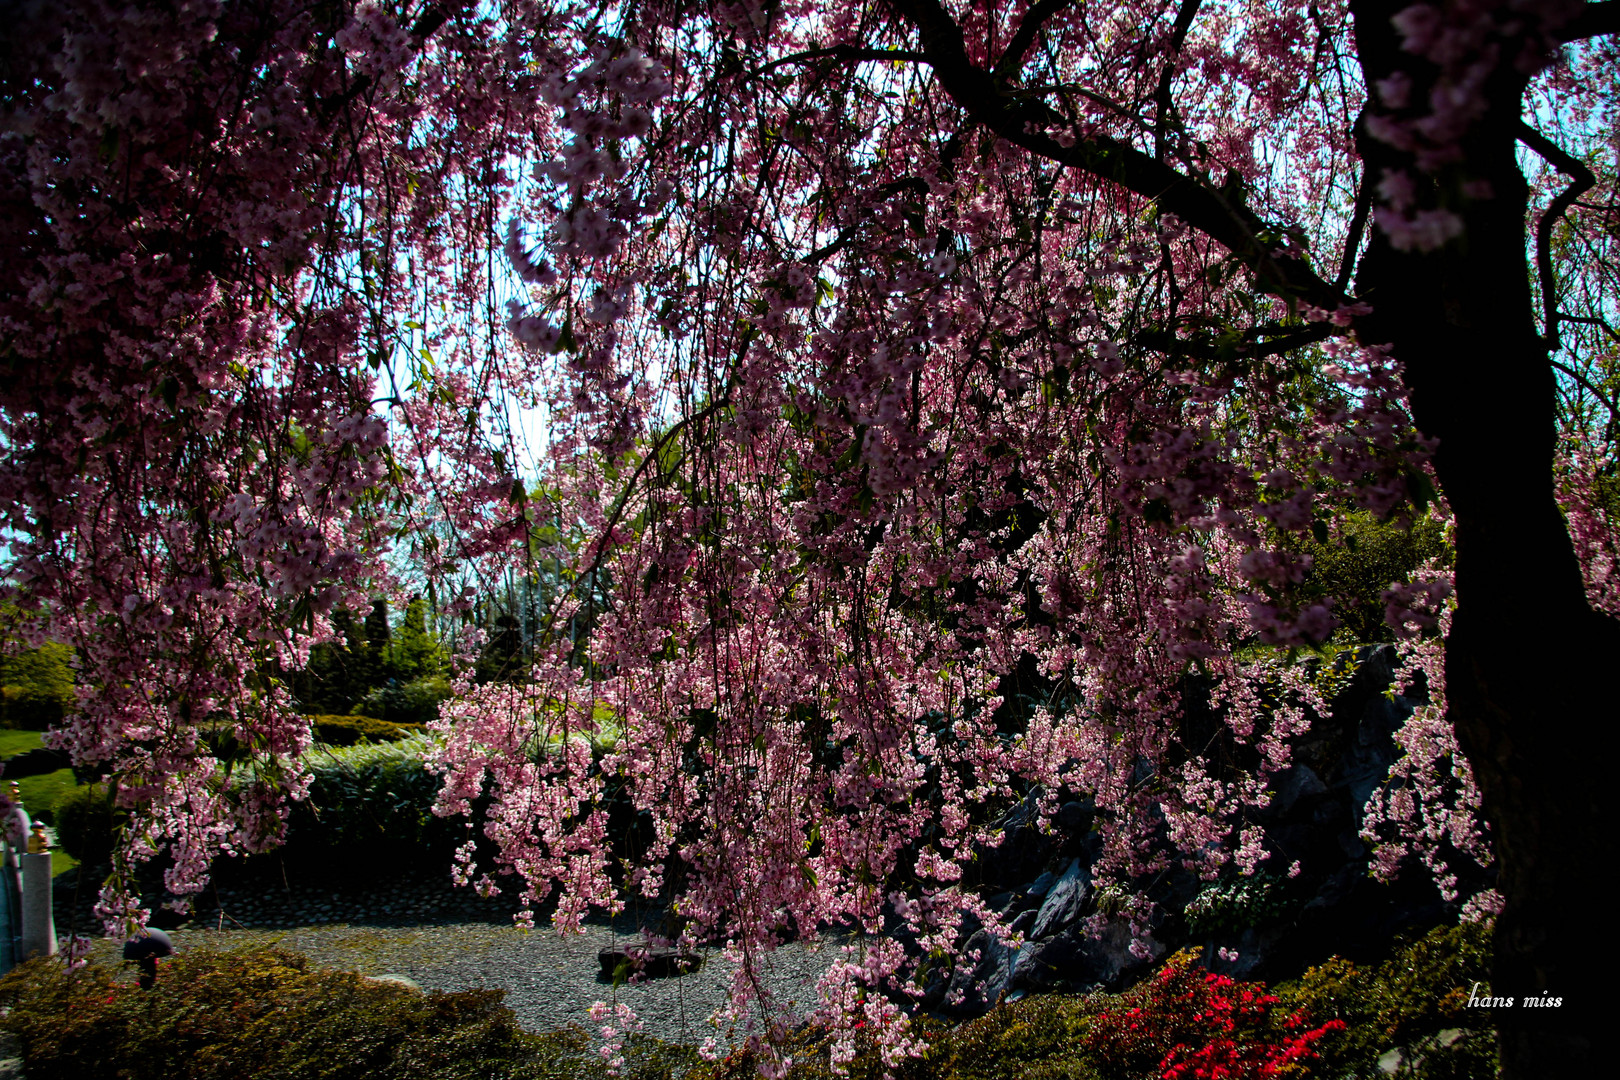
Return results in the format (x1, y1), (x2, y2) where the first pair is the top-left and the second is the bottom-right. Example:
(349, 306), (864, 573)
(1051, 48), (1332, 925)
(1029, 858), (1089, 941)
(937, 928), (1019, 1016)
(1012, 916), (1165, 993)
(598, 941), (703, 980)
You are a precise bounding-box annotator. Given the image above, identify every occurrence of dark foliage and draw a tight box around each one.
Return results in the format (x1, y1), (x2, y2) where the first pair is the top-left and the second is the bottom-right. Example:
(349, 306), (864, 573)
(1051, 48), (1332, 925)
(0, 945), (684, 1080)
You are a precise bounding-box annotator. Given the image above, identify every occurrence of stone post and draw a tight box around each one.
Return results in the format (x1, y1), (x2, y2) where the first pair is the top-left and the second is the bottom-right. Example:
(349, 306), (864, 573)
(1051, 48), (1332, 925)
(19, 852), (54, 960)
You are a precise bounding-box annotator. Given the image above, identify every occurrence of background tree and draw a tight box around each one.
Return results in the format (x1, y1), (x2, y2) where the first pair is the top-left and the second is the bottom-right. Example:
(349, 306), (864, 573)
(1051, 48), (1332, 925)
(0, 640), (75, 732)
(291, 597), (449, 723)
(2, 2), (1616, 1076)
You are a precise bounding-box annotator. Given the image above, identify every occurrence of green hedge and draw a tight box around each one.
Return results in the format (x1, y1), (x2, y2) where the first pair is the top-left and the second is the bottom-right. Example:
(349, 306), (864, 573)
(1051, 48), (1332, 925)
(0, 944), (692, 1080)
(309, 713), (426, 746)
(56, 736), (463, 878)
(279, 735), (456, 873)
(52, 782), (124, 865)
(1273, 922), (1496, 1079)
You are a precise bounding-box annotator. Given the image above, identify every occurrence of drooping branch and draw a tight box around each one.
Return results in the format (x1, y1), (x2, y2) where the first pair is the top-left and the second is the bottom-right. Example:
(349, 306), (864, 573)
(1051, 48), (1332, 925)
(1518, 121), (1597, 351)
(321, 0), (470, 121)
(749, 44), (927, 78)
(884, 0), (1349, 314)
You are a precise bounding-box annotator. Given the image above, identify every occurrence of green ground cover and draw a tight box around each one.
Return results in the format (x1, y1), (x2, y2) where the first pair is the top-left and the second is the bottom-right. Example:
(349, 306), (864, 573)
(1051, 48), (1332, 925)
(0, 924), (1493, 1080)
(1, 729), (82, 875)
(0, 729), (42, 757)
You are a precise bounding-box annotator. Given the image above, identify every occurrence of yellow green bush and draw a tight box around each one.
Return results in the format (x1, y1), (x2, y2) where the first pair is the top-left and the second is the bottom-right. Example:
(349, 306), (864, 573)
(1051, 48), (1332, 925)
(0, 945), (690, 1080)
(308, 713), (425, 746)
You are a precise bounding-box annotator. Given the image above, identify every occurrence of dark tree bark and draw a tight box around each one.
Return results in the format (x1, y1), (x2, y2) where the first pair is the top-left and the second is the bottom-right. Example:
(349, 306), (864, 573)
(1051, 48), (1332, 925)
(1349, 3), (1617, 1073)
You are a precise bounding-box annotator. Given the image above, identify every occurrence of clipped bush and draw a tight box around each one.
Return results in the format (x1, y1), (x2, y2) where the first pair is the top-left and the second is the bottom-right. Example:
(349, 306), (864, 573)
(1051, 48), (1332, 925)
(52, 781), (125, 867)
(1076, 951), (1343, 1080)
(0, 944), (656, 1080)
(309, 713), (426, 746)
(358, 676), (453, 727)
(260, 735), (472, 879)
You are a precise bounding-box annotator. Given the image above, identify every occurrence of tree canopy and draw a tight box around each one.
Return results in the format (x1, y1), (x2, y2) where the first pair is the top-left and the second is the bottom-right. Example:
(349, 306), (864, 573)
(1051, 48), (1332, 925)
(1, 0), (1616, 1074)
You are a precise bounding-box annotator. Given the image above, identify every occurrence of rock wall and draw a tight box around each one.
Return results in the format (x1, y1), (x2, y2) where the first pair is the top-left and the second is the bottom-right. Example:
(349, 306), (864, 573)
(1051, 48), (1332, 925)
(925, 645), (1488, 1018)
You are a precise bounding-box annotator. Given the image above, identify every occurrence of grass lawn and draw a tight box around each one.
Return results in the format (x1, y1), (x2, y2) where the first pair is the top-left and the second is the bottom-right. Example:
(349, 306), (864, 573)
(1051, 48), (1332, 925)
(1, 729), (84, 875)
(0, 729), (44, 758)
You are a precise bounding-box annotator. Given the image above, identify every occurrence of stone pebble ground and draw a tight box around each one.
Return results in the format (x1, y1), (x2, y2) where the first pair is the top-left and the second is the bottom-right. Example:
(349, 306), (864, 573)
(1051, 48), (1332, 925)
(56, 868), (846, 1050)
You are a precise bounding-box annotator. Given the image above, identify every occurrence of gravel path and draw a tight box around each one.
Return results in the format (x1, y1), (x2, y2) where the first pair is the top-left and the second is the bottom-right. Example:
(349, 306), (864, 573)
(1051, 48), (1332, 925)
(76, 917), (849, 1049)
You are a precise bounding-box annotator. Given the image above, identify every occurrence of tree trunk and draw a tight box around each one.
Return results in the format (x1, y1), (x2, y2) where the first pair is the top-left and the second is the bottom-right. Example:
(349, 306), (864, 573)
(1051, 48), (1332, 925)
(1352, 3), (1616, 1073)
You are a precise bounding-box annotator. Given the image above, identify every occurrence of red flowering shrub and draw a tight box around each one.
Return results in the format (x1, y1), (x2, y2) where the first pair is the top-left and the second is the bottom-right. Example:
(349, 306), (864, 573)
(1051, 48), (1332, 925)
(1081, 953), (1344, 1080)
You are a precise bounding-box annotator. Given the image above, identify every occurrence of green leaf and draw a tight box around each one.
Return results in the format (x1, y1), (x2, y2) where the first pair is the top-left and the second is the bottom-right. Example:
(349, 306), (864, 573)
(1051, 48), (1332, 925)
(555, 317), (578, 355)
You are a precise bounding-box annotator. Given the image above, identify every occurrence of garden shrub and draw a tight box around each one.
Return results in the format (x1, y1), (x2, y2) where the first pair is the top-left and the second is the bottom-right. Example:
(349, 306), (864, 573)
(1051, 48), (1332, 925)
(1273, 921), (1496, 1079)
(53, 781), (124, 866)
(1072, 950), (1343, 1080)
(356, 676), (452, 728)
(308, 713), (426, 746)
(693, 928), (1492, 1080)
(0, 944), (685, 1080)
(270, 735), (463, 877)
(0, 927), (1493, 1080)
(1298, 512), (1450, 643)
(0, 641), (75, 730)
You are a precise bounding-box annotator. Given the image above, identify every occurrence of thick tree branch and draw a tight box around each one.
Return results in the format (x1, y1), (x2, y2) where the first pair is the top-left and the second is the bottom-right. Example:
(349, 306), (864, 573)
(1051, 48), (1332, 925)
(1517, 121), (1596, 350)
(1550, 358), (1620, 435)
(1137, 322), (1334, 362)
(1558, 311), (1620, 343)
(1154, 0), (1204, 160)
(1556, 1), (1620, 41)
(750, 45), (927, 79)
(886, 0), (1348, 312)
(1336, 162), (1374, 292)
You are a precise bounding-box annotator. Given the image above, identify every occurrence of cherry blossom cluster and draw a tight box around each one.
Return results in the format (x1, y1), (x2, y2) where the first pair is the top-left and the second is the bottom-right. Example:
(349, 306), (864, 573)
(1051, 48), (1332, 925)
(0, 2), (1611, 1075)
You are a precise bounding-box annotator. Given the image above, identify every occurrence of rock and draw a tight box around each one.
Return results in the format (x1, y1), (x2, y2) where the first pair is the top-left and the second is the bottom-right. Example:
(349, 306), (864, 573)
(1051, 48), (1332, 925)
(364, 974), (421, 991)
(1025, 868), (1059, 899)
(1271, 764), (1328, 815)
(971, 789), (1058, 889)
(1013, 916), (1164, 993)
(1056, 800), (1092, 834)
(598, 942), (703, 979)
(940, 929), (1018, 1017)
(0, 1031), (21, 1077)
(1029, 859), (1089, 940)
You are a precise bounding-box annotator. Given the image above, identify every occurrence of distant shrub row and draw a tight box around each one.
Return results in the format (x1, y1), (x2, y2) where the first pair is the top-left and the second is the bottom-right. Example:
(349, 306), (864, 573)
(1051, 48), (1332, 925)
(308, 713), (426, 746)
(55, 734), (470, 881)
